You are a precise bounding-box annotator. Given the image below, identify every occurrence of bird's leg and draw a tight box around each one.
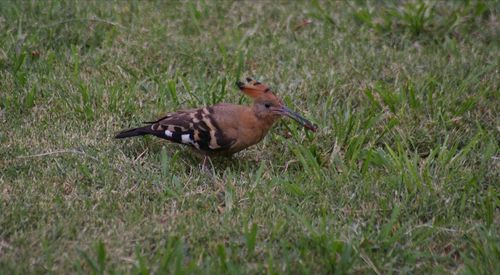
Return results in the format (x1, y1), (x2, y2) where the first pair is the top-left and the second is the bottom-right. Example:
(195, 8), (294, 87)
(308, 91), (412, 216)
(202, 155), (209, 170)
(201, 155), (215, 177)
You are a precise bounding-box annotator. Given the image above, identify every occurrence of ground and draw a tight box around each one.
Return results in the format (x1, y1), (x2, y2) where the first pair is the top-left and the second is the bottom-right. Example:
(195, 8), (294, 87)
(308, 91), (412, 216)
(0, 0), (499, 273)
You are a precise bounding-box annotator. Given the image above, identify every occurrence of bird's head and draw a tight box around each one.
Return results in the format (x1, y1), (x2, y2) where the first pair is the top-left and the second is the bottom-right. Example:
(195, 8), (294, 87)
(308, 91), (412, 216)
(237, 77), (317, 132)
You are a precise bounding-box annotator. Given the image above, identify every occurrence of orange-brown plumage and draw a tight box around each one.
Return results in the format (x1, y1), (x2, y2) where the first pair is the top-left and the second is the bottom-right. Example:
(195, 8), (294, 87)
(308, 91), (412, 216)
(115, 78), (317, 156)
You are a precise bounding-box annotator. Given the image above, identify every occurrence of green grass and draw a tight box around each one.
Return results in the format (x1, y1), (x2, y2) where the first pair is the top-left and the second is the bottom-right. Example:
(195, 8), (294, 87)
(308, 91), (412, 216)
(1, 0), (499, 273)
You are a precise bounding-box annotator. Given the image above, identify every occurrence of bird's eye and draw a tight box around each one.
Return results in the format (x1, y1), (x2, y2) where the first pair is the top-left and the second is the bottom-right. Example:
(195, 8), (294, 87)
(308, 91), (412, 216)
(264, 103), (271, 108)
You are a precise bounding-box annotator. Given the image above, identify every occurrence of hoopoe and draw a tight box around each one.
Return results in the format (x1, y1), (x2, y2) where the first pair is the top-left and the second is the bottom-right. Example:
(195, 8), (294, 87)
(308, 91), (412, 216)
(115, 78), (317, 159)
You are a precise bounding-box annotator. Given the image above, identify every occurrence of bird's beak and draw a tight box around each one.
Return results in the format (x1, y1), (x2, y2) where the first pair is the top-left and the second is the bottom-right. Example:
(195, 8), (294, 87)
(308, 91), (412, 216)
(272, 105), (317, 132)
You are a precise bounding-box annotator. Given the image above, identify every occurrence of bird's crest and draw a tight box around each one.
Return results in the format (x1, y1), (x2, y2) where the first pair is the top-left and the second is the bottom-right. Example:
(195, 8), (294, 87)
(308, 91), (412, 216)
(237, 77), (272, 99)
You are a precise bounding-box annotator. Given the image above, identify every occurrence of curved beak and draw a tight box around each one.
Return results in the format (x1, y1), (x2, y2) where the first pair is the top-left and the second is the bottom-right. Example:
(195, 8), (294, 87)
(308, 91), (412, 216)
(271, 105), (317, 132)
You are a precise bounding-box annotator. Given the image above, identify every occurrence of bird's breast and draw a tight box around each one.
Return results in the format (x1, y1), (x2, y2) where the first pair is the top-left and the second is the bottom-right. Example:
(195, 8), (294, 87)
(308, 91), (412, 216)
(196, 104), (279, 155)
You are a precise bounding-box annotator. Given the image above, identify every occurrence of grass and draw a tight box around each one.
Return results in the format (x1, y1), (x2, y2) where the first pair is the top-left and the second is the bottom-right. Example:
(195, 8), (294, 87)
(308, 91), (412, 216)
(0, 0), (499, 273)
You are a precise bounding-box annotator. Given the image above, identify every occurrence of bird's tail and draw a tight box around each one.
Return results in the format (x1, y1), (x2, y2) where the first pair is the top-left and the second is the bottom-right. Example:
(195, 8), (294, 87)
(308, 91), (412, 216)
(115, 126), (151, 139)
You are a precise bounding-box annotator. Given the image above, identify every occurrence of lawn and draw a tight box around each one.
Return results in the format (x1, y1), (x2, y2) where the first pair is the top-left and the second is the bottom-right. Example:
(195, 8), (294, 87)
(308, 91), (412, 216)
(0, 0), (499, 273)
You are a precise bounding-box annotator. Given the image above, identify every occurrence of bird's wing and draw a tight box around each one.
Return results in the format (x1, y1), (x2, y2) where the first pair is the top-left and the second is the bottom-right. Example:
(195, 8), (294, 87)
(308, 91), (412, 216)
(148, 107), (236, 152)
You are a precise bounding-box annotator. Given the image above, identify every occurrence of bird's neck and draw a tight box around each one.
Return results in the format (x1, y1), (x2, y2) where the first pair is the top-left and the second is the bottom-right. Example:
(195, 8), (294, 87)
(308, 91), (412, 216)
(251, 104), (279, 131)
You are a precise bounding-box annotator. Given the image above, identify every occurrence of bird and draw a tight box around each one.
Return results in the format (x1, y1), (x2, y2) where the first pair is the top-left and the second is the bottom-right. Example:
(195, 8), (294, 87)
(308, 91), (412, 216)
(115, 77), (317, 163)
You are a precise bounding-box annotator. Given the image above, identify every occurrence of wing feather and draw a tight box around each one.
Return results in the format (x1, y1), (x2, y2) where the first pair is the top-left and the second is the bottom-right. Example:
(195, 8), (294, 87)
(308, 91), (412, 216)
(148, 107), (235, 152)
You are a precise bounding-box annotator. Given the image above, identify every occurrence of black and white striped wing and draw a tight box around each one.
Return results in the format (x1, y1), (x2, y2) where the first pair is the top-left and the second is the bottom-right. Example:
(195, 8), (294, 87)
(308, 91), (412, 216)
(148, 107), (235, 152)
